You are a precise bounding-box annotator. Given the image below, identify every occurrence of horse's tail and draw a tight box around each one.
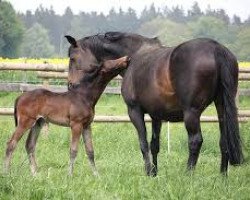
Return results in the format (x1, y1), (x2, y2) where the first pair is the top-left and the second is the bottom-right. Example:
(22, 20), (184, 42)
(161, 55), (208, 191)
(14, 97), (19, 127)
(214, 45), (244, 165)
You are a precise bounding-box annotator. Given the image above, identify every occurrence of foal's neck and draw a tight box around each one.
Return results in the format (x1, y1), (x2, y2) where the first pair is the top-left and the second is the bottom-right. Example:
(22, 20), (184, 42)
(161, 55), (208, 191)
(74, 76), (111, 107)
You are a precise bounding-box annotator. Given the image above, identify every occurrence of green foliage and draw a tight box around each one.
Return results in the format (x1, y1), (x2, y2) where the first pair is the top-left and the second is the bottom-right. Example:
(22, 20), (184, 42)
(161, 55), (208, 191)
(0, 1), (24, 58)
(188, 16), (229, 43)
(138, 17), (192, 46)
(20, 23), (55, 58)
(234, 27), (250, 61)
(3, 1), (250, 61)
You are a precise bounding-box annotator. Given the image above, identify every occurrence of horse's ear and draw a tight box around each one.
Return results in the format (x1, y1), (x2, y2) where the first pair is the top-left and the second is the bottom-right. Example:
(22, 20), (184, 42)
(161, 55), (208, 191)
(65, 35), (78, 47)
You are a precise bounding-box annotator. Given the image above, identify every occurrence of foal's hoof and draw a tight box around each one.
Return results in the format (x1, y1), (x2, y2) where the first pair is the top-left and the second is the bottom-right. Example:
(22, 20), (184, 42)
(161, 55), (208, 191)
(93, 170), (99, 177)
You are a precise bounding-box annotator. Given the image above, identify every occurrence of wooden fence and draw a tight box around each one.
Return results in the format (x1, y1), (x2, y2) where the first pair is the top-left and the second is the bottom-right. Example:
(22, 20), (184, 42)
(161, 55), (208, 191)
(1, 63), (250, 123)
(0, 63), (250, 95)
(0, 107), (249, 123)
(0, 83), (121, 94)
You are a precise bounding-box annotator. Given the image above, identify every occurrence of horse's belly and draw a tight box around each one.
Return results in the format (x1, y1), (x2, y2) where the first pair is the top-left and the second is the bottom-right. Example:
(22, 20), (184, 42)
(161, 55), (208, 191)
(47, 116), (70, 127)
(139, 92), (182, 121)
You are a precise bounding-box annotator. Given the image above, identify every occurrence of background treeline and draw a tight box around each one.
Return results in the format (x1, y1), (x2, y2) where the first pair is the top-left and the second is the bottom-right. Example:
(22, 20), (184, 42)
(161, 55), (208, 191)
(1, 1), (250, 60)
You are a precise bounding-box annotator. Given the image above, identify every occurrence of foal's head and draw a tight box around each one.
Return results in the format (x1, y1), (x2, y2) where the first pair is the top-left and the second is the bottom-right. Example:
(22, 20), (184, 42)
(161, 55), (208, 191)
(65, 35), (101, 88)
(66, 35), (129, 88)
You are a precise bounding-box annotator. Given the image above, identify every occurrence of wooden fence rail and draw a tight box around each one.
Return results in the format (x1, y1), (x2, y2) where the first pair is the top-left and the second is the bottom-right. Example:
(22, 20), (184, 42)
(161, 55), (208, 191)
(0, 63), (67, 72)
(0, 83), (121, 94)
(0, 82), (249, 96)
(37, 72), (123, 80)
(37, 72), (250, 81)
(0, 62), (249, 72)
(0, 108), (249, 123)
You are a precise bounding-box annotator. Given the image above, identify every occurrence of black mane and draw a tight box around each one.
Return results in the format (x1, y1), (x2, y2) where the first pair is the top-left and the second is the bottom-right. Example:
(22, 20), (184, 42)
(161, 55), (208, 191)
(77, 32), (162, 61)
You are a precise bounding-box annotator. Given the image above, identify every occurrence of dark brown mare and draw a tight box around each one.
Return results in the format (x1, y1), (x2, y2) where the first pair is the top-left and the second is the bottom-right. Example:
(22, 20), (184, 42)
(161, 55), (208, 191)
(66, 32), (243, 176)
(4, 43), (129, 175)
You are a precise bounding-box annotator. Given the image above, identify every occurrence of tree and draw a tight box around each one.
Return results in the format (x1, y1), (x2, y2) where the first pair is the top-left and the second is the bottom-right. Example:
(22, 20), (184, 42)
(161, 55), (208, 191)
(20, 23), (55, 58)
(0, 1), (24, 57)
(205, 7), (230, 24)
(167, 5), (186, 23)
(140, 3), (159, 23)
(187, 2), (203, 21)
(188, 16), (229, 43)
(234, 27), (250, 61)
(34, 5), (62, 53)
(232, 15), (241, 25)
(138, 17), (192, 46)
(62, 7), (74, 34)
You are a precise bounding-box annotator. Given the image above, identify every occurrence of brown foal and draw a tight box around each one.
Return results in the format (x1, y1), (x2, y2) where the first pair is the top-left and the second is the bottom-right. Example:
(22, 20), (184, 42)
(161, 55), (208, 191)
(4, 55), (129, 176)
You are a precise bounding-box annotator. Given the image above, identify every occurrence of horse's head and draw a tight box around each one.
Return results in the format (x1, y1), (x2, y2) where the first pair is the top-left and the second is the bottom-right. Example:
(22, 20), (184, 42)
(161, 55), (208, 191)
(65, 35), (101, 88)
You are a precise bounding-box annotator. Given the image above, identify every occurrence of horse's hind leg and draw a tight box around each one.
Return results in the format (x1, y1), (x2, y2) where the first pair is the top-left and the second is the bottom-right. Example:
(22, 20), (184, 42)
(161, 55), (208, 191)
(150, 119), (162, 176)
(184, 109), (203, 170)
(128, 105), (151, 176)
(82, 127), (98, 176)
(25, 118), (45, 175)
(214, 98), (229, 174)
(4, 117), (35, 173)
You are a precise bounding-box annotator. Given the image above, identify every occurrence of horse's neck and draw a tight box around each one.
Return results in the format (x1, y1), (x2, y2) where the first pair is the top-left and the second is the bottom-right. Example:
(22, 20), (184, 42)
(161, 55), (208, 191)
(135, 43), (162, 56)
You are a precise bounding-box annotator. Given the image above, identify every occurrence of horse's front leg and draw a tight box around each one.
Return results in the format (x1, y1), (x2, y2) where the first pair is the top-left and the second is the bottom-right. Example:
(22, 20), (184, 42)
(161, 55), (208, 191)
(82, 126), (98, 176)
(184, 109), (203, 170)
(150, 119), (162, 176)
(69, 122), (82, 176)
(128, 105), (152, 176)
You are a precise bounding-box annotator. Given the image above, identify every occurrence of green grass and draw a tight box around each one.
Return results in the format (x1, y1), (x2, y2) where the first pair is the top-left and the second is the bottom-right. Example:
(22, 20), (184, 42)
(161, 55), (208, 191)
(1, 93), (250, 199)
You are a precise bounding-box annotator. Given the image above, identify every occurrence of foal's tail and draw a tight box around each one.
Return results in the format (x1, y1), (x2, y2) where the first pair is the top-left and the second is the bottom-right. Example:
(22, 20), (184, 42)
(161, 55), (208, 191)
(214, 45), (244, 165)
(14, 97), (19, 127)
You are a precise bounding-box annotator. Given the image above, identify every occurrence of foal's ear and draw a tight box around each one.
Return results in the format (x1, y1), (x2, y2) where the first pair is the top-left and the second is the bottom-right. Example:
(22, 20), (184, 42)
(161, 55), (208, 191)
(117, 56), (130, 67)
(103, 56), (129, 71)
(65, 35), (78, 48)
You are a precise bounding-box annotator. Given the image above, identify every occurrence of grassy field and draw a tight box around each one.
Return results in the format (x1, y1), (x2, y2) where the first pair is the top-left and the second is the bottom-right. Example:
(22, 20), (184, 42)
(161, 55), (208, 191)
(0, 93), (250, 200)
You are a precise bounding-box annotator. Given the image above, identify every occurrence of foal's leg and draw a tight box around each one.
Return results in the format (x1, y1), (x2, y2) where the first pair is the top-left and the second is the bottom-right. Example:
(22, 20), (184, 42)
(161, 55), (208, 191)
(128, 105), (152, 176)
(82, 127), (98, 176)
(215, 98), (229, 174)
(69, 123), (82, 176)
(25, 118), (45, 175)
(184, 109), (203, 170)
(150, 119), (162, 176)
(4, 117), (35, 173)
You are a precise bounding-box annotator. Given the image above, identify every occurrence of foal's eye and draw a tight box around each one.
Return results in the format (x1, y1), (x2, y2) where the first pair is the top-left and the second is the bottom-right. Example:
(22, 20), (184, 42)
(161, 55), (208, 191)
(86, 67), (96, 73)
